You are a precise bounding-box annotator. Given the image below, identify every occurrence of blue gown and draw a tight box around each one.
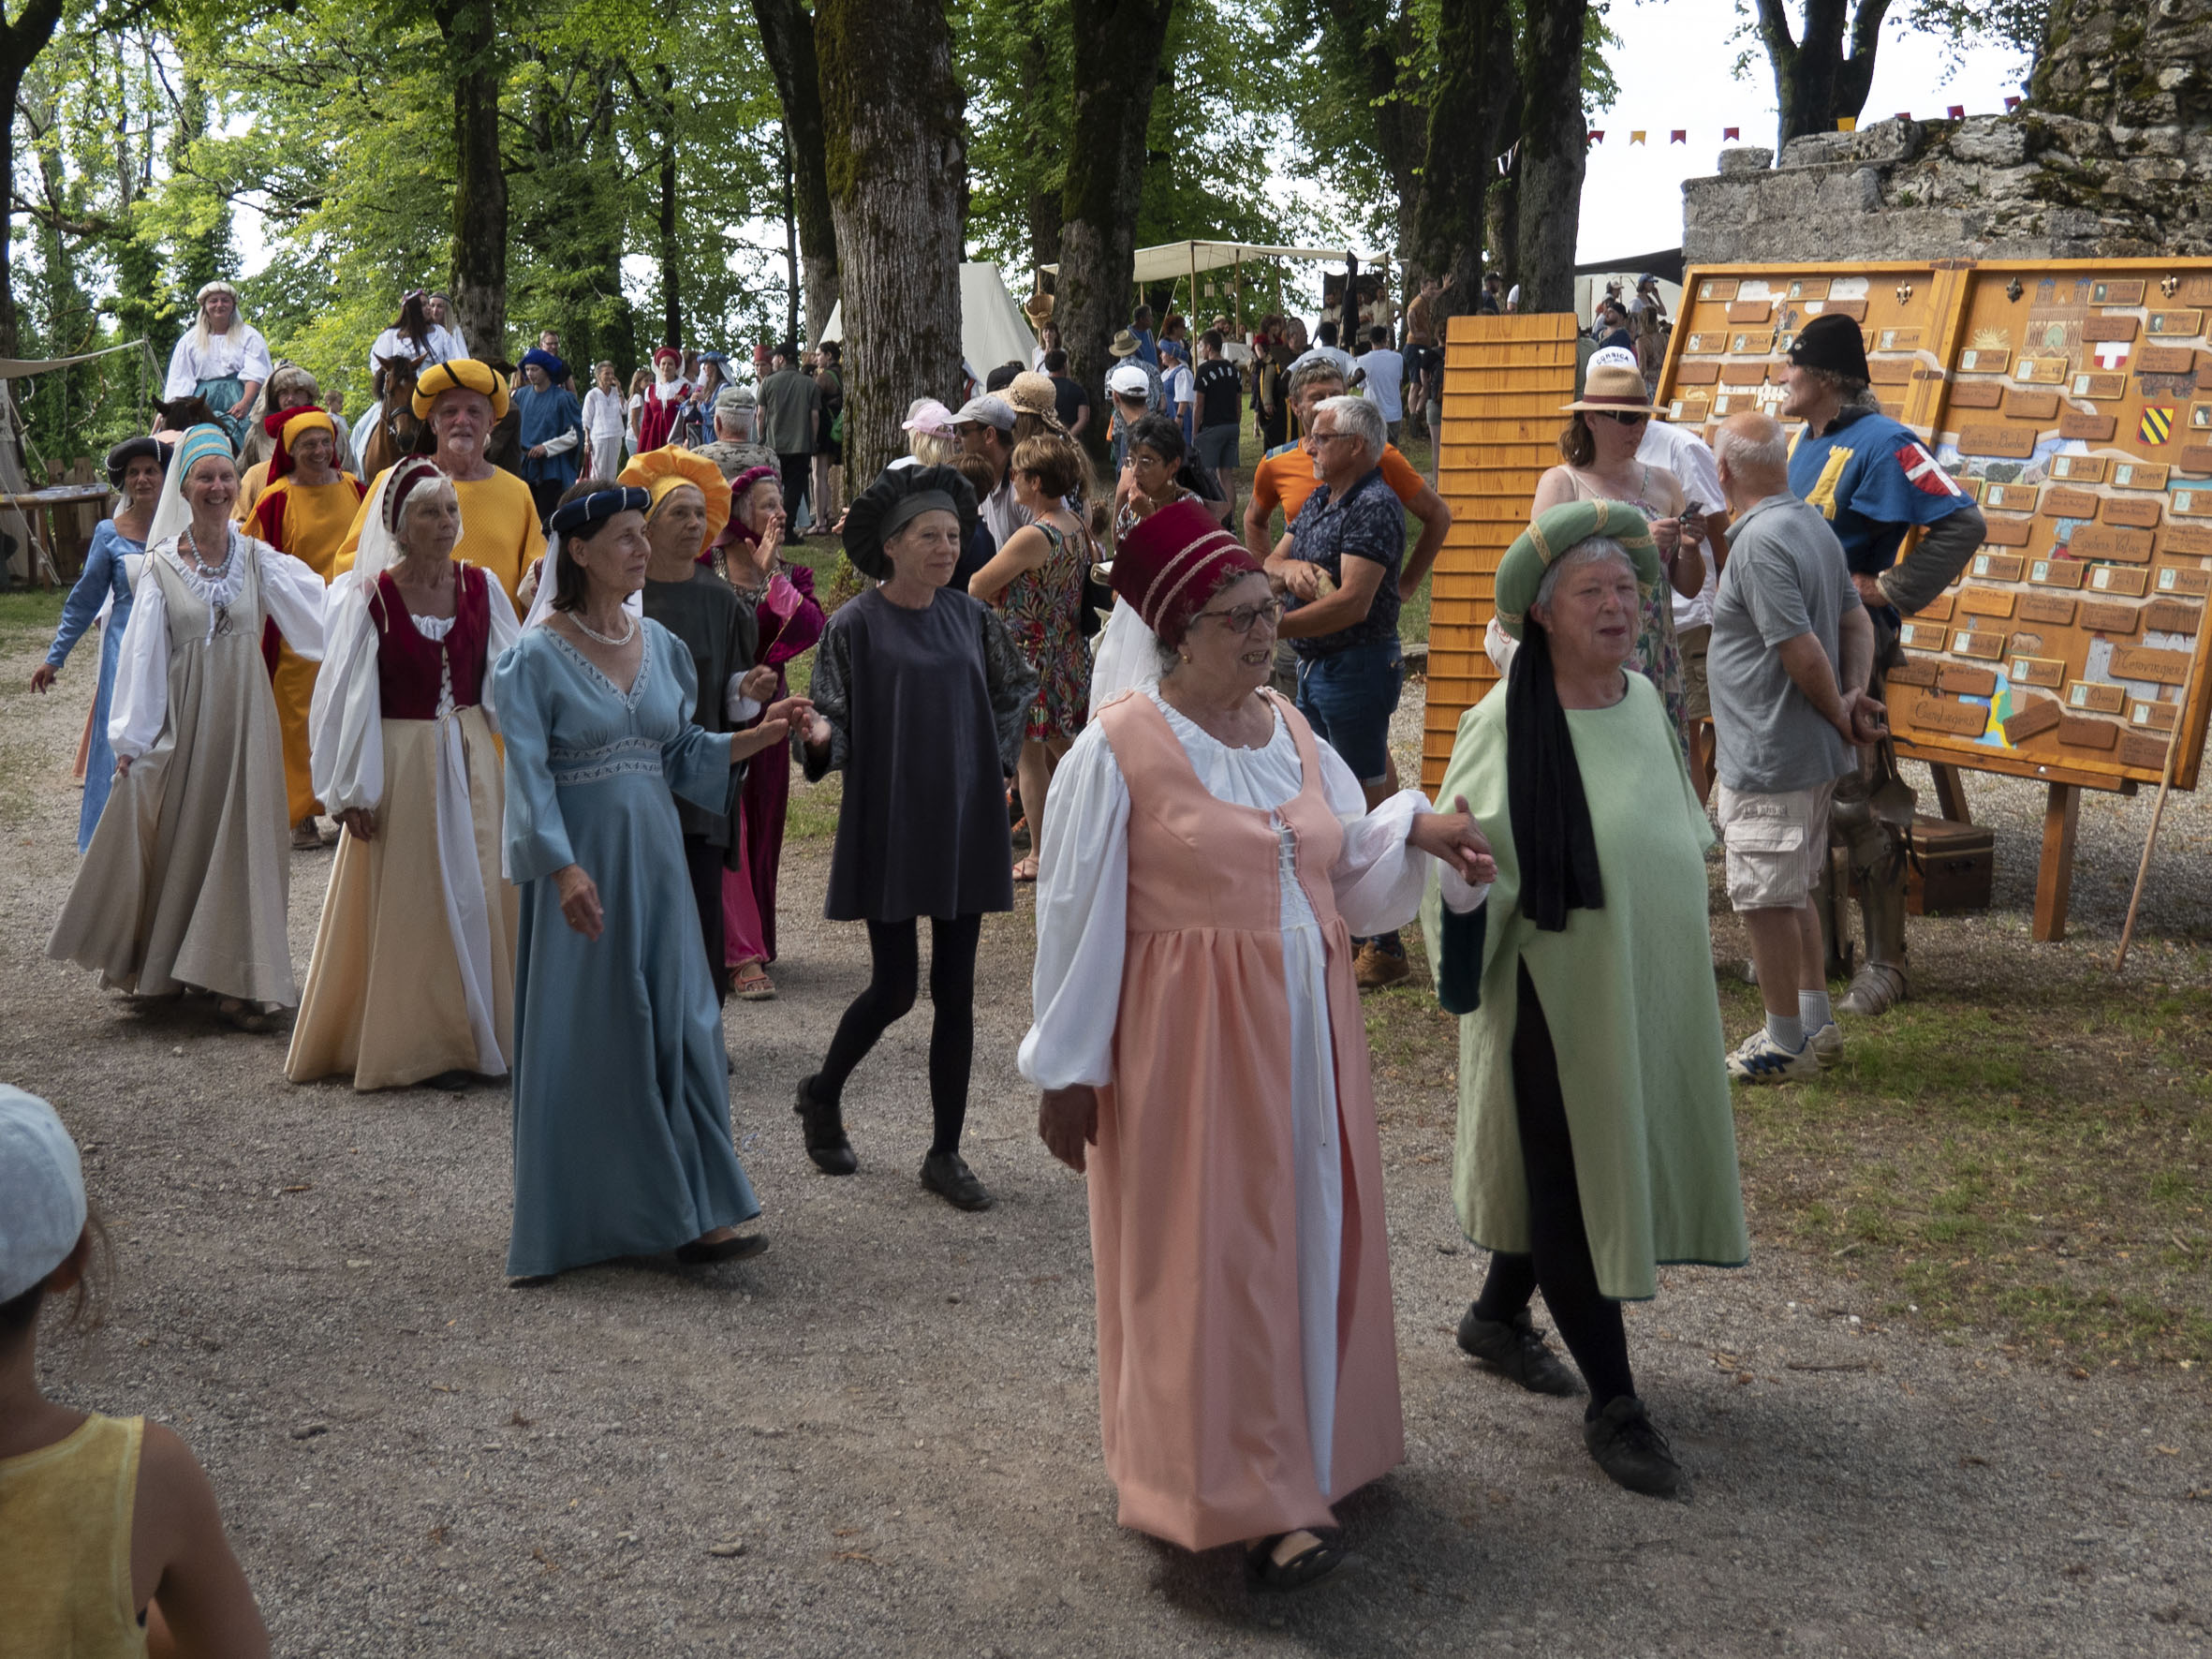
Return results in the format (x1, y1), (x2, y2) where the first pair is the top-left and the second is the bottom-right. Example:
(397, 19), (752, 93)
(45, 521), (142, 851)
(493, 620), (759, 1279)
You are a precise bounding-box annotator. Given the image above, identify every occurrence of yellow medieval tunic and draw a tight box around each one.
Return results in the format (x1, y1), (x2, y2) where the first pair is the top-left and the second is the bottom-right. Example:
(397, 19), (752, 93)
(335, 465), (545, 609)
(252, 471), (366, 822)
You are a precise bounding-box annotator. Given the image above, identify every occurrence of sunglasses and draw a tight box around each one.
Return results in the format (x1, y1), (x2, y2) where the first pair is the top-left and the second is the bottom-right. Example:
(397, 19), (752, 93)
(1593, 410), (1651, 425)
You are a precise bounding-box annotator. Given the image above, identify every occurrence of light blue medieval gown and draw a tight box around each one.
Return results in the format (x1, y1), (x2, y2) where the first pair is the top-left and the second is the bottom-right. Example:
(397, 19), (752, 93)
(493, 620), (759, 1279)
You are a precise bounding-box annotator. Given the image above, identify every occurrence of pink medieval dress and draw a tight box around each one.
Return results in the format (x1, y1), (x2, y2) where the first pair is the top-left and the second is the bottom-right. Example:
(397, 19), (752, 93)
(716, 554), (824, 968)
(1020, 686), (1485, 1549)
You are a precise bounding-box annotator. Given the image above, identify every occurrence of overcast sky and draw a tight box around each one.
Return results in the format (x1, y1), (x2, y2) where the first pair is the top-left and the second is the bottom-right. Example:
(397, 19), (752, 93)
(1577, 0), (2037, 262)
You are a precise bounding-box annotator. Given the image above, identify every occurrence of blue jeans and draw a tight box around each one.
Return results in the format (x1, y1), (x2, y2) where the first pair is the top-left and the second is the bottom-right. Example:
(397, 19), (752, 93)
(1294, 639), (1402, 787)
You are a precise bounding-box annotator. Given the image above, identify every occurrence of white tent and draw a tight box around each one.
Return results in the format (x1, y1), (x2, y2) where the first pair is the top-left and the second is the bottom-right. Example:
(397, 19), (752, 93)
(1036, 239), (1374, 288)
(816, 262), (1039, 379)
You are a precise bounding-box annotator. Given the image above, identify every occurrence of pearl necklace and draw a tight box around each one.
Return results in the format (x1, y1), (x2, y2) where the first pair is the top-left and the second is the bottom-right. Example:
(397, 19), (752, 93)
(570, 609), (637, 647)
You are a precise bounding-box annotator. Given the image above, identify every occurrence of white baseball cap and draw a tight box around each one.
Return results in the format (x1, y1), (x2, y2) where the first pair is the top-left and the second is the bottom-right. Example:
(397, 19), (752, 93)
(0, 1087), (87, 1304)
(1587, 346), (1639, 371)
(1107, 363), (1151, 399)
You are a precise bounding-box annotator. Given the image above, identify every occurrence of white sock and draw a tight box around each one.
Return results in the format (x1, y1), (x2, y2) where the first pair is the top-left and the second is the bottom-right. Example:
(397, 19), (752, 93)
(1800, 989), (1833, 1030)
(1765, 1012), (1805, 1051)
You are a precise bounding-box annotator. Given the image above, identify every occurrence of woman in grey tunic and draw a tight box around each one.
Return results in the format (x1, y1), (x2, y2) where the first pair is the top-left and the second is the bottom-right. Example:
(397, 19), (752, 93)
(792, 465), (1036, 1211)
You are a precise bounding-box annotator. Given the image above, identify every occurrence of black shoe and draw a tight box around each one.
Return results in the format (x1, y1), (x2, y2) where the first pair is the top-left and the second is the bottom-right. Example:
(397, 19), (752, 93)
(423, 1069), (477, 1092)
(1455, 1303), (1585, 1397)
(675, 1232), (770, 1266)
(794, 1074), (858, 1175)
(1245, 1532), (1362, 1593)
(1582, 1396), (1688, 1500)
(920, 1149), (994, 1211)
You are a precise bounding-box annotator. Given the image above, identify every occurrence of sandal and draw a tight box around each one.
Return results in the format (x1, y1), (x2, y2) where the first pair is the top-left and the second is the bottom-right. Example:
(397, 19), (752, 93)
(1245, 1531), (1359, 1593)
(1012, 855), (1040, 883)
(732, 964), (777, 1001)
(216, 998), (275, 1034)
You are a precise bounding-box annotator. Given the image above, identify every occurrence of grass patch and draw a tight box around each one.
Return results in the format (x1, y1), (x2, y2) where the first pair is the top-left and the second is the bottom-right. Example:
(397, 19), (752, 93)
(785, 771), (841, 842)
(1354, 927), (2212, 1376)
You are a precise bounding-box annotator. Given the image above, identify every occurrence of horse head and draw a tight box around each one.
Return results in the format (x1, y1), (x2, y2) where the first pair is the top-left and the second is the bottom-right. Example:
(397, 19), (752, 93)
(151, 395), (221, 437)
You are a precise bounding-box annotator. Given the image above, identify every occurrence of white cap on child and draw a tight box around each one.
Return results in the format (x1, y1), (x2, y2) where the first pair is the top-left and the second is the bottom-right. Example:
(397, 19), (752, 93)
(0, 1087), (87, 1303)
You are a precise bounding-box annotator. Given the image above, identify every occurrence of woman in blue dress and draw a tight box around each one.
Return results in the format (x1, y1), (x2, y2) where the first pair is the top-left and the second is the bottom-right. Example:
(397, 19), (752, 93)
(513, 348), (582, 527)
(493, 480), (811, 1284)
(30, 437), (168, 850)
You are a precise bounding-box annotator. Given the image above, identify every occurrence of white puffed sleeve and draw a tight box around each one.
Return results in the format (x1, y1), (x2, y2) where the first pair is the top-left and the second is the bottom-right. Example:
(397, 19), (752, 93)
(479, 578), (523, 734)
(1483, 615), (1519, 677)
(239, 326), (273, 384)
(309, 573), (383, 816)
(724, 678), (763, 723)
(1316, 738), (1488, 931)
(255, 540), (328, 659)
(107, 564), (171, 759)
(1016, 721), (1133, 1092)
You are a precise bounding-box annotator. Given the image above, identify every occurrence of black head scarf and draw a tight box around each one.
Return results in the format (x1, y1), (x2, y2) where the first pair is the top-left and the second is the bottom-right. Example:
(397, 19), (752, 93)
(1505, 613), (1605, 932)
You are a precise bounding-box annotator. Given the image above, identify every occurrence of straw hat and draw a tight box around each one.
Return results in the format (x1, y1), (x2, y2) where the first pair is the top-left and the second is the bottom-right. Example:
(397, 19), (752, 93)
(1559, 363), (1664, 417)
(1005, 372), (1067, 430)
(1108, 329), (1142, 359)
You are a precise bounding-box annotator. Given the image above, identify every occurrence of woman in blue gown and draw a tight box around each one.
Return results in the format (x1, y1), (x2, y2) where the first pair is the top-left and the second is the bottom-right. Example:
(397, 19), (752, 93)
(30, 438), (168, 850)
(493, 480), (810, 1284)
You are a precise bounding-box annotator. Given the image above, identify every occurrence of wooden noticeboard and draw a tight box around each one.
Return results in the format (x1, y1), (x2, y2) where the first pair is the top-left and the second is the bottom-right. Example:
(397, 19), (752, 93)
(1421, 312), (1579, 793)
(1658, 258), (2212, 799)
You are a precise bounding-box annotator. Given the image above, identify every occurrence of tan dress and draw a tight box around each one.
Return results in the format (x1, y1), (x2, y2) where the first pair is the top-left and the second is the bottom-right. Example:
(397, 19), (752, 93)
(48, 540), (319, 1005)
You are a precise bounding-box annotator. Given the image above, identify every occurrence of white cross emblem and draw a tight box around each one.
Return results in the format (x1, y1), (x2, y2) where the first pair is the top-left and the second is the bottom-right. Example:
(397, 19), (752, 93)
(2093, 339), (2131, 371)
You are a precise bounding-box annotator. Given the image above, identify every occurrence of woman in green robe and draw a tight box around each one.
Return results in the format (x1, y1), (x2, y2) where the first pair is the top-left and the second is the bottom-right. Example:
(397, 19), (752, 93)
(1423, 498), (1747, 1501)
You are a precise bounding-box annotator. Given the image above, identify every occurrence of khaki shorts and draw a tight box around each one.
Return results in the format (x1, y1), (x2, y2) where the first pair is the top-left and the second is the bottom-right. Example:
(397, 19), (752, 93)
(1677, 623), (1711, 721)
(1717, 778), (1837, 911)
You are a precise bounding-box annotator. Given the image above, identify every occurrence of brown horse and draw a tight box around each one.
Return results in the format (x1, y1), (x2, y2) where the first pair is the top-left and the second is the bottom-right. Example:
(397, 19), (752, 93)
(151, 395), (222, 440)
(361, 353), (431, 481)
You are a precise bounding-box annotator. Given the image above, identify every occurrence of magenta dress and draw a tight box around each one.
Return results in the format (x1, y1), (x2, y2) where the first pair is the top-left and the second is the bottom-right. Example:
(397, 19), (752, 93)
(719, 556), (824, 966)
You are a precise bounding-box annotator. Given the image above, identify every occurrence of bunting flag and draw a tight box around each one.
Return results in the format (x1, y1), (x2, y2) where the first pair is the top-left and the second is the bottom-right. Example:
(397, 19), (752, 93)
(1949, 104), (1966, 118)
(1670, 129), (1687, 143)
(1630, 130), (1647, 144)
(1587, 128), (1604, 145)
(1836, 117), (1858, 132)
(1895, 111), (1911, 121)
(1723, 126), (1740, 140)
(1572, 104), (2025, 148)
(2005, 96), (2023, 111)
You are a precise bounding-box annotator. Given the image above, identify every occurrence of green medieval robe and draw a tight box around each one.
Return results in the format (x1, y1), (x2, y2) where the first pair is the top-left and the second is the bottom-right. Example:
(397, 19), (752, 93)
(1421, 671), (1748, 1302)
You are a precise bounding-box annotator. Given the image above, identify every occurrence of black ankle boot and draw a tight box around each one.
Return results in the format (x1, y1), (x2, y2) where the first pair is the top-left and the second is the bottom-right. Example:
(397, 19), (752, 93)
(793, 1074), (858, 1175)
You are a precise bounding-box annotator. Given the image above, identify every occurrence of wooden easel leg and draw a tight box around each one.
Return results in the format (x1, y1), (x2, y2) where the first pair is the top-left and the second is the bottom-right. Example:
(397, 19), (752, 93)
(2033, 782), (2079, 943)
(1929, 763), (1970, 824)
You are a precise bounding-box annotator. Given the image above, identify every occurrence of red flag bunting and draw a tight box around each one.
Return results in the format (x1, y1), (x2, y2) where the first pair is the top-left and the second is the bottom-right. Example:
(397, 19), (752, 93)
(1587, 128), (1604, 145)
(1948, 105), (1965, 118)
(1670, 129), (1687, 143)
(1723, 126), (1740, 140)
(2005, 96), (2022, 111)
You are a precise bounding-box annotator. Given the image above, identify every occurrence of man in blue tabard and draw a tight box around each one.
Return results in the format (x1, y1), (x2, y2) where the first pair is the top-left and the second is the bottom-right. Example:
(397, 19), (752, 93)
(1782, 313), (1986, 1016)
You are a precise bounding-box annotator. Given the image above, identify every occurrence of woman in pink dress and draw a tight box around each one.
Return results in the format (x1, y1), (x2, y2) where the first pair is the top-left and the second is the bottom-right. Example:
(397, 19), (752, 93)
(709, 465), (825, 1000)
(1022, 500), (1493, 1591)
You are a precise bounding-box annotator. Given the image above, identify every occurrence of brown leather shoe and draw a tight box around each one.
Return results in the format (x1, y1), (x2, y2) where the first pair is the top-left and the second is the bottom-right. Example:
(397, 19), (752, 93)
(1354, 941), (1410, 990)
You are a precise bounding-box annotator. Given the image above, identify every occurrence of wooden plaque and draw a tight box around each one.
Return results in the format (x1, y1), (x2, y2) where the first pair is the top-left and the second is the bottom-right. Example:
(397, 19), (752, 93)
(2146, 598), (2204, 633)
(2010, 656), (2067, 689)
(2043, 486), (2101, 519)
(1873, 327), (1922, 351)
(1939, 664), (1999, 696)
(2155, 565), (2212, 596)
(1959, 425), (2035, 459)
(2091, 280), (2146, 306)
(2050, 454), (2107, 482)
(2183, 275), (2212, 305)
(2147, 310), (2203, 337)
(1896, 620), (1947, 649)
(2173, 489), (2212, 518)
(1910, 693), (1995, 735)
(2162, 523), (2212, 555)
(2020, 594), (2078, 625)
(2071, 373), (2127, 401)
(1985, 482), (2039, 512)
(2105, 497), (2162, 527)
(1726, 300), (1772, 323)
(1981, 517), (2036, 547)
(1955, 477), (1987, 501)
(2070, 526), (2154, 562)
(2083, 315), (2141, 342)
(1949, 381), (2003, 407)
(1667, 394), (1712, 423)
(1956, 347), (2011, 374)
(1684, 333), (1727, 354)
(2086, 565), (2150, 597)
(2067, 681), (2128, 714)
(1917, 593), (1955, 622)
(2120, 732), (2175, 770)
(2015, 357), (2068, 383)
(1884, 658), (1938, 687)
(1951, 630), (2005, 659)
(2003, 697), (2063, 741)
(1719, 363), (1766, 385)
(2139, 345), (2201, 373)
(2029, 556), (2087, 587)
(1695, 278), (1739, 302)
(2110, 644), (2194, 684)
(2178, 444), (2212, 475)
(1959, 586), (2016, 617)
(2005, 390), (2060, 421)
(1971, 553), (2028, 580)
(1820, 300), (1869, 322)
(2058, 716), (2120, 749)
(1674, 360), (1721, 385)
(2112, 462), (2170, 490)
(2080, 600), (2142, 633)
(1869, 359), (1916, 385)
(2132, 699), (2181, 732)
(1732, 331), (1777, 355)
(1786, 277), (1828, 301)
(2060, 409), (2119, 441)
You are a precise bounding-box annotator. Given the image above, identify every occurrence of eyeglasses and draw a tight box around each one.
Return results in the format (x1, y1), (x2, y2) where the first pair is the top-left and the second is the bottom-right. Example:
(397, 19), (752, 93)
(1190, 598), (1285, 634)
(1594, 410), (1651, 425)
(1308, 430), (1361, 446)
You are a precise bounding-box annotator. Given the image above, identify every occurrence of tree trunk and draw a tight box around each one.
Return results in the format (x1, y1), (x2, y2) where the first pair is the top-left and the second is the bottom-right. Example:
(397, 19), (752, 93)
(817, 0), (966, 485)
(1484, 144), (1521, 297)
(1754, 0), (1893, 153)
(1512, 0), (1589, 317)
(440, 0), (509, 359)
(0, 0), (64, 574)
(1057, 0), (1178, 467)
(754, 0), (842, 344)
(781, 132), (802, 348)
(1412, 0), (1516, 323)
(656, 65), (683, 351)
(1321, 0), (1426, 282)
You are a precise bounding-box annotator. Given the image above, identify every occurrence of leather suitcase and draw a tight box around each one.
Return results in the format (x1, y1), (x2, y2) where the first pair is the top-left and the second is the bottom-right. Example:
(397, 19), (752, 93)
(1903, 815), (1994, 915)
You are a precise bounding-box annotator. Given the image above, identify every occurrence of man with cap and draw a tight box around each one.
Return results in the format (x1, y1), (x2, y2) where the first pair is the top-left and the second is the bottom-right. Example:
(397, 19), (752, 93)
(334, 360), (545, 608)
(951, 393), (1027, 550)
(1783, 312), (1984, 1015)
(1107, 329), (1163, 413)
(638, 346), (691, 452)
(250, 405), (368, 844)
(1104, 363), (1152, 471)
(697, 386), (777, 481)
(514, 348), (584, 525)
(757, 342), (821, 541)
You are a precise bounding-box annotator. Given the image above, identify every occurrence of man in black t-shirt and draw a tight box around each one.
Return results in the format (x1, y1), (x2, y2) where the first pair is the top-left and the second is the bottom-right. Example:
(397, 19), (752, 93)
(1043, 348), (1091, 438)
(1192, 329), (1244, 489)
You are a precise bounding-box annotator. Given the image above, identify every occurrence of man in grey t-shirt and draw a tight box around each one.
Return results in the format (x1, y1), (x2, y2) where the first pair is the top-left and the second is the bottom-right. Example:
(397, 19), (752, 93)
(1707, 412), (1882, 1084)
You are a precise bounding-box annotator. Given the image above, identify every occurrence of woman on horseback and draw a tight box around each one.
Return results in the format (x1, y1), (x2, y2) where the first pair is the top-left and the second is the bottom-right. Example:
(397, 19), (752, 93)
(161, 283), (271, 450)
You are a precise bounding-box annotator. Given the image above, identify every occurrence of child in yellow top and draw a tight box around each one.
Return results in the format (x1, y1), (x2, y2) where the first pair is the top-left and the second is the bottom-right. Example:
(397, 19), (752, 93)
(0, 1087), (269, 1657)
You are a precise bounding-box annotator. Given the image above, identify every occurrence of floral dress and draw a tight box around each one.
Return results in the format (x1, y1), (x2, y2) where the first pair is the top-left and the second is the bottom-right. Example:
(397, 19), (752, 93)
(994, 518), (1090, 744)
(1565, 466), (1688, 759)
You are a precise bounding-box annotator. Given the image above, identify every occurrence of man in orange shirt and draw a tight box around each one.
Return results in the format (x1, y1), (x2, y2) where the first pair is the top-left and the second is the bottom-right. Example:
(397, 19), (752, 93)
(1243, 359), (1452, 598)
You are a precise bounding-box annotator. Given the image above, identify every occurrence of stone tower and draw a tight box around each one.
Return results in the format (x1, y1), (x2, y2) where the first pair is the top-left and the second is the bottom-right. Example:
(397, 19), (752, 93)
(1683, 0), (2212, 263)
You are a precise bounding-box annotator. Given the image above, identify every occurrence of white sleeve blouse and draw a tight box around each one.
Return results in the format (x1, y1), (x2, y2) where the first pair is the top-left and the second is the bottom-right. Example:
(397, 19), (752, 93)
(163, 327), (274, 399)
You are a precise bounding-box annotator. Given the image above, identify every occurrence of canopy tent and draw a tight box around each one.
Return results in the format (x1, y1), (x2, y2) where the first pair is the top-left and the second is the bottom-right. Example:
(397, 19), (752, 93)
(1036, 240), (1376, 289)
(0, 339), (147, 380)
(816, 262), (1039, 380)
(0, 339), (151, 585)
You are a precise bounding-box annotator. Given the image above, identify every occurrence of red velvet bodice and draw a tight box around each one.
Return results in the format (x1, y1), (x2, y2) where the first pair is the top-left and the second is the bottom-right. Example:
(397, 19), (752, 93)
(373, 565), (491, 718)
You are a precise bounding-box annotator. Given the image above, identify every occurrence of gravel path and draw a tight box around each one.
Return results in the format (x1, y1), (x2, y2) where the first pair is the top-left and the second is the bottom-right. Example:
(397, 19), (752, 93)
(5, 638), (2208, 1657)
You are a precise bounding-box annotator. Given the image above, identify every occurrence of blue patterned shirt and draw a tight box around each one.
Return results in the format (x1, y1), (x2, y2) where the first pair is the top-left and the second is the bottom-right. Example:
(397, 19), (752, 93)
(1286, 465), (1403, 658)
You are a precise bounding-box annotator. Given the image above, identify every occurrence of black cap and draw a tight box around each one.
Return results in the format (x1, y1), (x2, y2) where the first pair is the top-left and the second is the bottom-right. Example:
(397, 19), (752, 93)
(104, 436), (167, 491)
(841, 464), (978, 580)
(1789, 313), (1870, 382)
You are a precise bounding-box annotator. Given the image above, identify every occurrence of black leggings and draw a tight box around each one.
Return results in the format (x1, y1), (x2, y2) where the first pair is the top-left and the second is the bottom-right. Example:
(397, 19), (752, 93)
(682, 836), (730, 1005)
(1471, 960), (1636, 1412)
(815, 915), (981, 1157)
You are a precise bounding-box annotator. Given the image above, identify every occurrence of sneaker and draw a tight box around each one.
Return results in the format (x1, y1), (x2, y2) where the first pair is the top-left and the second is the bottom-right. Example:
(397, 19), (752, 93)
(1807, 1019), (1844, 1069)
(921, 1149), (994, 1211)
(1726, 1028), (1819, 1084)
(1354, 941), (1410, 990)
(1454, 1304), (1585, 1397)
(1583, 1396), (1688, 1499)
